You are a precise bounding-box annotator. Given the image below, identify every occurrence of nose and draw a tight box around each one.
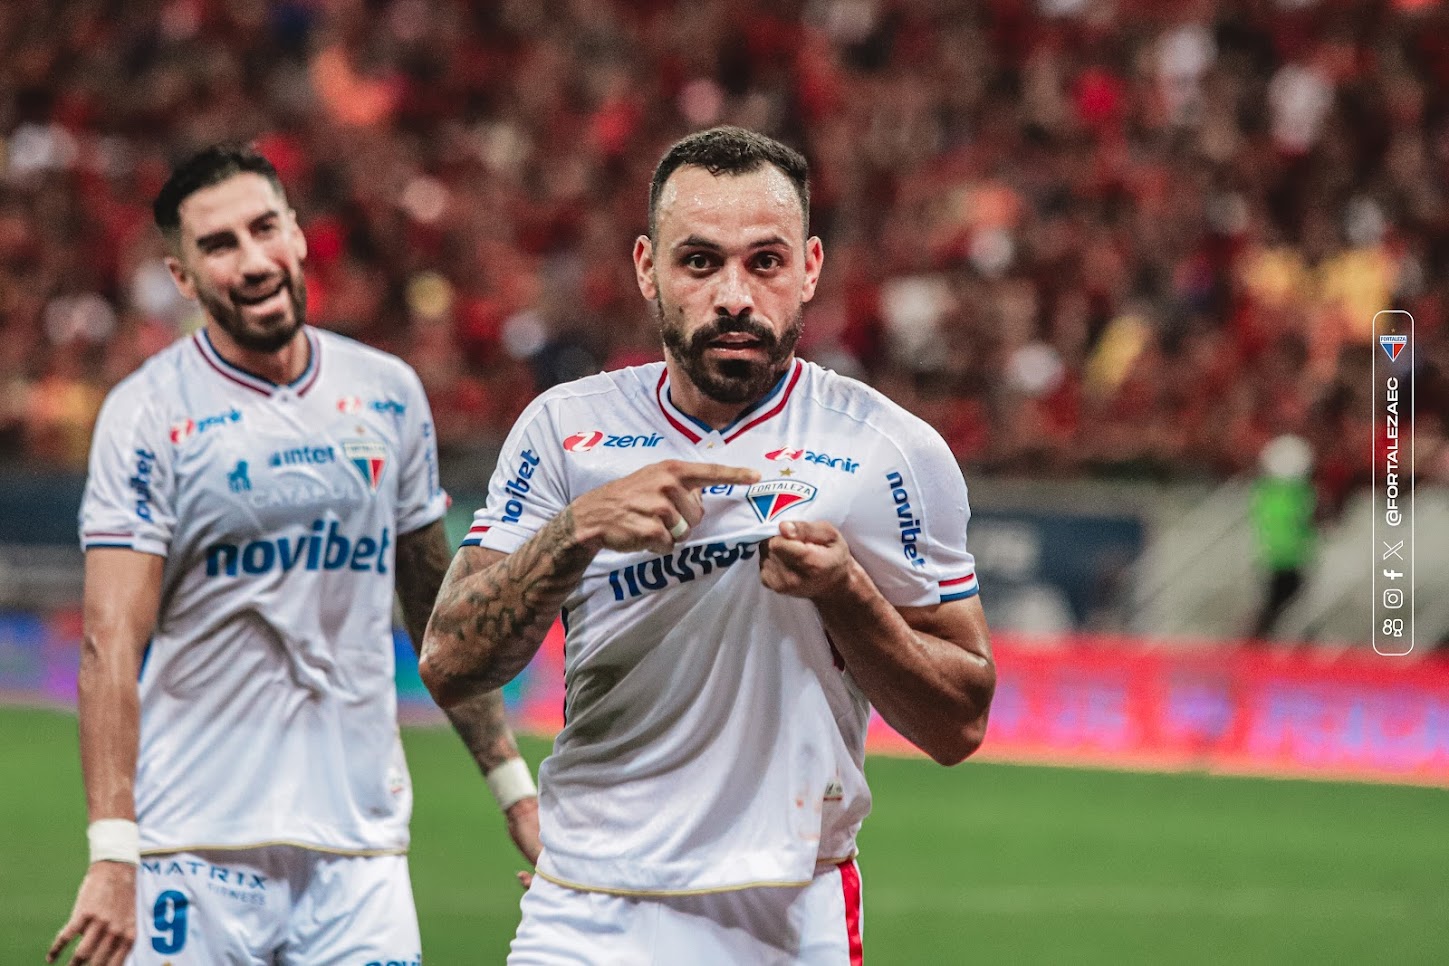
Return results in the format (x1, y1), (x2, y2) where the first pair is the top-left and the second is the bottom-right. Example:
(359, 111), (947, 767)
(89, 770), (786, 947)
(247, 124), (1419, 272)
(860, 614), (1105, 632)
(712, 261), (754, 318)
(237, 233), (275, 281)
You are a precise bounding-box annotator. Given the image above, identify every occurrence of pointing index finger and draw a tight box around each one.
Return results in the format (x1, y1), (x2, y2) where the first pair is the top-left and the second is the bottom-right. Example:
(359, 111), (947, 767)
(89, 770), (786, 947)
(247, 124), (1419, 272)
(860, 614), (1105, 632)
(674, 463), (761, 488)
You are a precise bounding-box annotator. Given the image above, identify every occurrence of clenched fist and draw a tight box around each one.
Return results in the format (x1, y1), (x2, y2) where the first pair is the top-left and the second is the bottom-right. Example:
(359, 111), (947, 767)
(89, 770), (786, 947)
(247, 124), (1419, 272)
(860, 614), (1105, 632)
(759, 519), (853, 600)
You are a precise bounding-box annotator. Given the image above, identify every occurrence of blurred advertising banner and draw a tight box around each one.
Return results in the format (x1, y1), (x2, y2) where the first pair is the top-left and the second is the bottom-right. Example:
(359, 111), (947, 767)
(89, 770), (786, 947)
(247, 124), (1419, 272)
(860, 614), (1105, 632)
(8, 609), (1445, 787)
(417, 625), (1448, 788)
(892, 636), (1449, 787)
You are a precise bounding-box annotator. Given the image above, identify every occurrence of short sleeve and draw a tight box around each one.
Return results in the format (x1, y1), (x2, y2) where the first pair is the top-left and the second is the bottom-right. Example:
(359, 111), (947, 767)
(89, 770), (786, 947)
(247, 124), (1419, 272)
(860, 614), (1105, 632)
(845, 423), (979, 608)
(462, 400), (568, 553)
(78, 386), (175, 557)
(394, 366), (449, 535)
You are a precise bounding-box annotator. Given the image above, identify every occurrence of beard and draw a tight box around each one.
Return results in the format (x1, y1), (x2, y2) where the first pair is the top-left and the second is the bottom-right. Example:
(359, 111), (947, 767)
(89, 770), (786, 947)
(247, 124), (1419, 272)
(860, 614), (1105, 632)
(657, 299), (802, 406)
(197, 269), (308, 354)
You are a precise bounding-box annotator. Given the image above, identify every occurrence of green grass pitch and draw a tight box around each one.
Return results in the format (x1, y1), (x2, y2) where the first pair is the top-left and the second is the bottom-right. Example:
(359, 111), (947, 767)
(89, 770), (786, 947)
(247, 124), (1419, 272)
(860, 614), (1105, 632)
(2, 706), (1444, 964)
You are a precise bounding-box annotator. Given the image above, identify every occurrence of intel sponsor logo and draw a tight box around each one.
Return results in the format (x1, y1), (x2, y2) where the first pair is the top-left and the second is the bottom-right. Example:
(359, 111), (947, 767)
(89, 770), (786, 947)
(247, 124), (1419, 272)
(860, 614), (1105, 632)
(269, 445), (336, 467)
(885, 471), (927, 568)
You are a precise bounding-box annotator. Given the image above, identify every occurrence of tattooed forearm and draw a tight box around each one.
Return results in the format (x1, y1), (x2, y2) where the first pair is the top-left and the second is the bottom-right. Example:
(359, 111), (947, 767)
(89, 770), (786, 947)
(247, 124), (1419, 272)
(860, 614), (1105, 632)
(397, 519), (525, 771)
(420, 508), (596, 707)
(394, 519), (454, 650)
(442, 690), (521, 774)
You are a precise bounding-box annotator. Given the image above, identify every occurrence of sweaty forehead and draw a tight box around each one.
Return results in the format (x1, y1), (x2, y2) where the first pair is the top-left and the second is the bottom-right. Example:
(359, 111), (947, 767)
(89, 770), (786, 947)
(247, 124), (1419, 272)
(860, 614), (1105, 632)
(178, 173), (284, 237)
(655, 165), (805, 245)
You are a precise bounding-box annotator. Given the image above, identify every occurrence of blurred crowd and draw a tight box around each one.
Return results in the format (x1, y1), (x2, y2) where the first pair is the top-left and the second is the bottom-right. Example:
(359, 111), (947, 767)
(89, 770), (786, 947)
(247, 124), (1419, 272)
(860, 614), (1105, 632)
(2, 0), (1446, 503)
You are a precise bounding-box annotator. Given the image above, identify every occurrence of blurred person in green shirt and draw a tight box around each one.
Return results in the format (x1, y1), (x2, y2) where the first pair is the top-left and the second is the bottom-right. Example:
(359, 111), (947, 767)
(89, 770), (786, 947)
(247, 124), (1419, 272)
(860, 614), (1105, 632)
(1251, 434), (1317, 640)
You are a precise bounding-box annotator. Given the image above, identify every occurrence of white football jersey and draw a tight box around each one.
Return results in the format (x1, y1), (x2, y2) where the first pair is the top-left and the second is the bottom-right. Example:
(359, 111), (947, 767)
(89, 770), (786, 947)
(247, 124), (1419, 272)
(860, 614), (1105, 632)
(79, 326), (447, 855)
(465, 358), (979, 894)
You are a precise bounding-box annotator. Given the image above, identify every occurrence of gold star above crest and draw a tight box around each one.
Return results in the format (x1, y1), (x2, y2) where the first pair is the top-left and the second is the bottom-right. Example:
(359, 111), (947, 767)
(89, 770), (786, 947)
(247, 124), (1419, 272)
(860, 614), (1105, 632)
(779, 467), (794, 477)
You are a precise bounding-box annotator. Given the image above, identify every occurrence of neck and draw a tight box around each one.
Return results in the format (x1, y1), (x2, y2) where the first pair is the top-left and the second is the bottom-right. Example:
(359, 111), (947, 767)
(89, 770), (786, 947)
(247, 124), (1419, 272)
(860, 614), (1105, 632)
(205, 322), (309, 386)
(664, 355), (793, 430)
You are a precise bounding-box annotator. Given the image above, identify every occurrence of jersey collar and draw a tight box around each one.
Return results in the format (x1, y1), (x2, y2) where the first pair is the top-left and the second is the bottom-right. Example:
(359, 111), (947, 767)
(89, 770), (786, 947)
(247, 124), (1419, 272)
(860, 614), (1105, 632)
(193, 326), (322, 397)
(655, 358), (803, 445)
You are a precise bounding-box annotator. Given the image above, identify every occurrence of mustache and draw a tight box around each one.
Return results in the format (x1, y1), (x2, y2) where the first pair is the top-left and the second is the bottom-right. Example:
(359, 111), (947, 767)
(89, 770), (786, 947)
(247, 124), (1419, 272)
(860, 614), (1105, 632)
(231, 271), (292, 301)
(688, 311), (778, 350)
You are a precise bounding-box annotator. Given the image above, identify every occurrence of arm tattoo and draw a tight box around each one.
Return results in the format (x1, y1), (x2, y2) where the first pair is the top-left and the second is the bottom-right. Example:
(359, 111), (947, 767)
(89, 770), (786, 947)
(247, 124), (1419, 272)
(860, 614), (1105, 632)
(396, 519), (521, 772)
(423, 507), (595, 703)
(441, 691), (521, 775)
(394, 519), (453, 650)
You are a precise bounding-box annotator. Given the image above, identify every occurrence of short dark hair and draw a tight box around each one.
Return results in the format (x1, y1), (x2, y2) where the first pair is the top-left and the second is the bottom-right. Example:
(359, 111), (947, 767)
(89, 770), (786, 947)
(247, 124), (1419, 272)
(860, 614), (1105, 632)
(648, 126), (810, 238)
(153, 145), (287, 246)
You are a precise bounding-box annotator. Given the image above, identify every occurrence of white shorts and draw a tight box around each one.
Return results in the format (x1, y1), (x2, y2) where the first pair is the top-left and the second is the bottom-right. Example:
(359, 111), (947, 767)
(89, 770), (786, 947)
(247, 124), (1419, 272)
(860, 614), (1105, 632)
(126, 846), (420, 966)
(509, 860), (864, 965)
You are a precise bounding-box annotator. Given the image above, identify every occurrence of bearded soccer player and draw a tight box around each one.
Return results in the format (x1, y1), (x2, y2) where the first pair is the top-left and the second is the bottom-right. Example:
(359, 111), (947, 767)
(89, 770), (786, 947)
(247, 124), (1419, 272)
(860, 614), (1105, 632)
(48, 145), (540, 966)
(422, 126), (994, 964)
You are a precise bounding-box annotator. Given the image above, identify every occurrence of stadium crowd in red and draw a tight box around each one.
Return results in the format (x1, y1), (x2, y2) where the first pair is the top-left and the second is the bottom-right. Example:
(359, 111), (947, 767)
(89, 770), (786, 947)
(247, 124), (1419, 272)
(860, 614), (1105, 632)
(2, 0), (1445, 502)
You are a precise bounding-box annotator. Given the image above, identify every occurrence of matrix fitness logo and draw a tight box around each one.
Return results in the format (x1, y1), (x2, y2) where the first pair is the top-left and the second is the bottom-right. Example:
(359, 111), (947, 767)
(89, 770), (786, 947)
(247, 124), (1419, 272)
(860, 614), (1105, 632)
(1373, 311), (1413, 656)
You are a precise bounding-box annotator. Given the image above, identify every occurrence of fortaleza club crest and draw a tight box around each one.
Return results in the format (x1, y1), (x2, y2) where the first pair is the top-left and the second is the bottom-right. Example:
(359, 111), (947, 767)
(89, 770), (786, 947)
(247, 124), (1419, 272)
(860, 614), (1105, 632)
(1380, 334), (1407, 362)
(746, 479), (817, 524)
(342, 439), (388, 491)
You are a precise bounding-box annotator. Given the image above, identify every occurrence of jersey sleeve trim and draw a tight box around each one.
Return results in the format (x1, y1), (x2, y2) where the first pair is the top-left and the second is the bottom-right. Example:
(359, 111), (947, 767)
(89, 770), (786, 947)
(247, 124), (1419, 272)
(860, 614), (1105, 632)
(939, 571), (980, 602)
(460, 524), (491, 547)
(82, 540), (168, 559)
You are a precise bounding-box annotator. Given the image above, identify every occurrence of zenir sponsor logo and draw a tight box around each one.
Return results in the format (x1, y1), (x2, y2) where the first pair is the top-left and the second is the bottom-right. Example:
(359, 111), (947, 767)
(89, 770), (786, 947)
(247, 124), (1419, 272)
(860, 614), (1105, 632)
(563, 430), (664, 453)
(765, 446), (859, 474)
(170, 408), (242, 445)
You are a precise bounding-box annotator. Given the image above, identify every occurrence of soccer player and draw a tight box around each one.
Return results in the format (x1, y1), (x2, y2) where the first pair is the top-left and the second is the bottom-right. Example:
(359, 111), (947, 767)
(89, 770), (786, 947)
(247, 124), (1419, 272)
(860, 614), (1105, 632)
(421, 126), (996, 963)
(48, 146), (540, 966)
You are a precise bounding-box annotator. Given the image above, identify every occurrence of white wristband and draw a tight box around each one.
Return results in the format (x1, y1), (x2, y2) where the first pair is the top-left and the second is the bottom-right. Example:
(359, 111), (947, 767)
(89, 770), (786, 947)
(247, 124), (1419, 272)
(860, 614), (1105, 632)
(486, 757), (537, 812)
(88, 819), (140, 866)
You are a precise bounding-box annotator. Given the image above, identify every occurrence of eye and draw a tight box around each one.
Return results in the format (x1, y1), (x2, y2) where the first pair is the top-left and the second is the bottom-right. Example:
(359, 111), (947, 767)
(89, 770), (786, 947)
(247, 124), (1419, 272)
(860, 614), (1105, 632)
(683, 252), (715, 271)
(753, 252), (783, 271)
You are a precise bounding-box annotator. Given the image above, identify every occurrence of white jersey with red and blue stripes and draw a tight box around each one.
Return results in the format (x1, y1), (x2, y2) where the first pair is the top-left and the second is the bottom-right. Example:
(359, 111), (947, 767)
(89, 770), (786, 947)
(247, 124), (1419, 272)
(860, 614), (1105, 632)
(465, 358), (978, 895)
(78, 326), (447, 855)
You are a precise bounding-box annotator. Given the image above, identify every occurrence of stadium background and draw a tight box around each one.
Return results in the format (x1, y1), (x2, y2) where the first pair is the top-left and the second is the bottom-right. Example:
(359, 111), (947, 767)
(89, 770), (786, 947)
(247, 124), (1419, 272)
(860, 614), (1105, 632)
(1, 0), (1446, 962)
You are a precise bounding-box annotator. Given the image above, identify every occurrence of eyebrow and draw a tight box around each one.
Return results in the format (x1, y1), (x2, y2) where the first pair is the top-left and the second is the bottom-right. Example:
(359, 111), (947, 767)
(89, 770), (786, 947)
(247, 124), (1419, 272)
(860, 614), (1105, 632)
(192, 209), (282, 249)
(193, 228), (237, 249)
(671, 233), (793, 252)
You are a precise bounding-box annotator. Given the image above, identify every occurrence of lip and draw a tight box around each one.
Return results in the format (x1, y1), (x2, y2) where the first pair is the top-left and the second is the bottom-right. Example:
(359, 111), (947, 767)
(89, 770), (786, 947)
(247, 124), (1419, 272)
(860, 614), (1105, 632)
(704, 345), (768, 363)
(234, 282), (286, 308)
(707, 335), (764, 349)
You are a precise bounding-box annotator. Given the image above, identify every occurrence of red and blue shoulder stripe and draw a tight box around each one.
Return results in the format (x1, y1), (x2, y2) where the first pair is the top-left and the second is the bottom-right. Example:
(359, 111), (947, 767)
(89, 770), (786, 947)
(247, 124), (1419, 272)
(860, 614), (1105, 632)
(939, 571), (979, 602)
